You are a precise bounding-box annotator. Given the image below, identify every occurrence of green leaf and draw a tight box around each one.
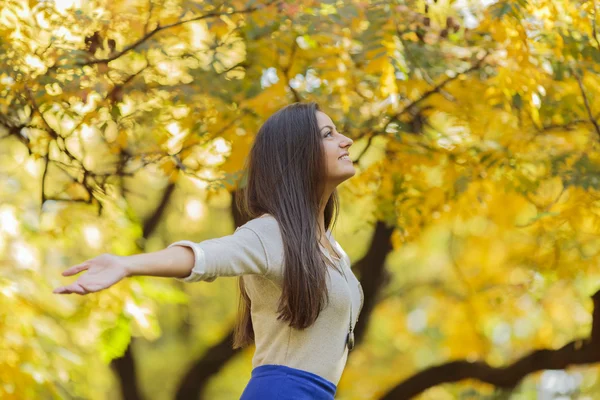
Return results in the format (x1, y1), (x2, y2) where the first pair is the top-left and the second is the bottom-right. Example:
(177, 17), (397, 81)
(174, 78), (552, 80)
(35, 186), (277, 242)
(136, 279), (189, 304)
(110, 105), (121, 120)
(372, 49), (387, 59)
(512, 93), (523, 110)
(98, 313), (131, 363)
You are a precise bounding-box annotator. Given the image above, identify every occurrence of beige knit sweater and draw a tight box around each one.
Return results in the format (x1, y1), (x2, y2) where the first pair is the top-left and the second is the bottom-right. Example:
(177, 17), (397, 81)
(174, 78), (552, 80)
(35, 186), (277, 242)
(167, 214), (364, 385)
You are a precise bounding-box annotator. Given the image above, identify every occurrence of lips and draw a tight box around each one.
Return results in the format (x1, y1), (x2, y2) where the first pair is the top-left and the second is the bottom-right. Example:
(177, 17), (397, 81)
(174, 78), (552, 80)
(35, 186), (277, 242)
(338, 155), (352, 162)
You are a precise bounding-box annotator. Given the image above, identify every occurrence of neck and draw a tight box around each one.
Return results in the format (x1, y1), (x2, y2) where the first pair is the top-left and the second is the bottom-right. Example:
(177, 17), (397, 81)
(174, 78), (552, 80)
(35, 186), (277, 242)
(318, 185), (335, 237)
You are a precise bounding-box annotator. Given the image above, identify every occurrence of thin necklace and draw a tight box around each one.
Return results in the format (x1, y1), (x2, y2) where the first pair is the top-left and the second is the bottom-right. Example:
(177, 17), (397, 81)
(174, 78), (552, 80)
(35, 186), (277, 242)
(319, 236), (356, 351)
(338, 259), (356, 351)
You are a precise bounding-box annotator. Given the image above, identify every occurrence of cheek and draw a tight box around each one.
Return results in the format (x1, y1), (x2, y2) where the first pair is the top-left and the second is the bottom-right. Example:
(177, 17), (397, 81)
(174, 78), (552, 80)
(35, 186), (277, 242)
(326, 148), (340, 168)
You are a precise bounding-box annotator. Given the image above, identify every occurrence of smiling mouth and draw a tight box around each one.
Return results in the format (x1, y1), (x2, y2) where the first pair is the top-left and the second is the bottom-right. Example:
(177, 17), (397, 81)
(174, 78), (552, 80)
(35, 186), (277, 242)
(338, 155), (352, 162)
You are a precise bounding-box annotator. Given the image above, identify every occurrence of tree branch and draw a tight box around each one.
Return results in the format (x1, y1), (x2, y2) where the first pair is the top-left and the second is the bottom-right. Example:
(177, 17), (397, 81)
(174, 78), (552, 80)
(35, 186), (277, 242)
(70, 0), (281, 67)
(381, 290), (600, 399)
(353, 52), (488, 165)
(389, 52), (488, 123)
(352, 130), (377, 166)
(0, 118), (30, 149)
(572, 68), (600, 139)
(591, 0), (600, 52)
(280, 37), (301, 103)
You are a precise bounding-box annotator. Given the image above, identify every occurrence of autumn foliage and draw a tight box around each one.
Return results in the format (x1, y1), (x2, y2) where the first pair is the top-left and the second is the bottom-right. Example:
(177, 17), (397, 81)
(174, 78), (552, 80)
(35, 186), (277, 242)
(1, 0), (600, 399)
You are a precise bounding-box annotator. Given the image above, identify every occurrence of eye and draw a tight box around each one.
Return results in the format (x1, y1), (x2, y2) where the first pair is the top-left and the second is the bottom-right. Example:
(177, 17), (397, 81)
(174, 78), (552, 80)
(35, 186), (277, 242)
(323, 130), (332, 138)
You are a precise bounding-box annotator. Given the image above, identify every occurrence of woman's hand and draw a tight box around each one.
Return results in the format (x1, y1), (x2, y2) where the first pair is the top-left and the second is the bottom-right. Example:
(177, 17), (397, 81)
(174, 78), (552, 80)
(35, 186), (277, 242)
(53, 253), (130, 295)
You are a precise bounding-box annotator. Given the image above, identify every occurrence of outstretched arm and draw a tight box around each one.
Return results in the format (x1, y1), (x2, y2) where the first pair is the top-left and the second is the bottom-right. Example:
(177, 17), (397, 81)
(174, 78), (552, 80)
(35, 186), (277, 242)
(126, 246), (195, 278)
(53, 225), (269, 295)
(52, 246), (195, 295)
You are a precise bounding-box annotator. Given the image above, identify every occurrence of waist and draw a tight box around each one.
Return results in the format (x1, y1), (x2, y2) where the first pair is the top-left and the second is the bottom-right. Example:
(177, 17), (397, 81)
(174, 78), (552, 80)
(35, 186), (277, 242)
(252, 364), (336, 393)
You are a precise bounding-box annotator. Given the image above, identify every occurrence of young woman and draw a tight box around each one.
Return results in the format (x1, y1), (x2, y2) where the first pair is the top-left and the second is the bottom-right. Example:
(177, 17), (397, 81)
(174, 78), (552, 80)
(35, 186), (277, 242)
(53, 102), (364, 399)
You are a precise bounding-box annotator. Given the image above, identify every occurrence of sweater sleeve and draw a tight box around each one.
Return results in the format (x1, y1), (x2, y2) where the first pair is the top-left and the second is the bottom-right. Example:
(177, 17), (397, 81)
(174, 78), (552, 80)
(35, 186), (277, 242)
(167, 226), (269, 283)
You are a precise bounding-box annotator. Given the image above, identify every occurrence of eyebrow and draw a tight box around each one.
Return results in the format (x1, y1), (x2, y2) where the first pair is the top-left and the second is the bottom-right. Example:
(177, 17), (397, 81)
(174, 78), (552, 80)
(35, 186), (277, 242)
(319, 125), (336, 132)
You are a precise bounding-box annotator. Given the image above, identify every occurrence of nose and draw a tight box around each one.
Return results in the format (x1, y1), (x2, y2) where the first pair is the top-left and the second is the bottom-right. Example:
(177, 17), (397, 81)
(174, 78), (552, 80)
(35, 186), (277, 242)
(341, 135), (353, 148)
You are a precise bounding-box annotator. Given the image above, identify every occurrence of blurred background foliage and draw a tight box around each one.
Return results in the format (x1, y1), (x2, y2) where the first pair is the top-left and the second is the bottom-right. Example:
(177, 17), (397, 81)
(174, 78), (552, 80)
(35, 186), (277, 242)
(1, 0), (600, 399)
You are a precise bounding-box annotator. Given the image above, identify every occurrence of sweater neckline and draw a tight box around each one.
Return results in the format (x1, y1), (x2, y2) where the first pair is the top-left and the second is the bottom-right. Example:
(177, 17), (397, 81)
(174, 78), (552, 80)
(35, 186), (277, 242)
(319, 230), (342, 262)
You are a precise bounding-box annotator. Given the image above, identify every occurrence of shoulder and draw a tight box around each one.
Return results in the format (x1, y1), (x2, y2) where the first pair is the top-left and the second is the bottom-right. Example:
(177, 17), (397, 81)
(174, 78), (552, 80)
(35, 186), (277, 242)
(236, 214), (282, 250)
(237, 214), (284, 273)
(238, 213), (280, 236)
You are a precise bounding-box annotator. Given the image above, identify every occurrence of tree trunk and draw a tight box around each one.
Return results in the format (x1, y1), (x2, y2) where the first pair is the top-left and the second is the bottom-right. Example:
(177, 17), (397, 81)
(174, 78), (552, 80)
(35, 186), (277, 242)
(174, 332), (240, 400)
(110, 182), (177, 400)
(352, 220), (395, 344)
(110, 337), (143, 400)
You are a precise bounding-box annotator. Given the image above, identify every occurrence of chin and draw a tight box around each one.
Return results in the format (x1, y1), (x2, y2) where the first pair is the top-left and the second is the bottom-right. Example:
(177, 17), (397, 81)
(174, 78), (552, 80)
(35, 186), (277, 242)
(338, 168), (356, 182)
(329, 163), (356, 183)
(347, 163), (356, 175)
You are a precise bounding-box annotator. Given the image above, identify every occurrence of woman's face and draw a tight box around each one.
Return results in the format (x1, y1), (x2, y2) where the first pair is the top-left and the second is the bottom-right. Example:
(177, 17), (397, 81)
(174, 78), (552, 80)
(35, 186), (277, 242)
(316, 111), (355, 185)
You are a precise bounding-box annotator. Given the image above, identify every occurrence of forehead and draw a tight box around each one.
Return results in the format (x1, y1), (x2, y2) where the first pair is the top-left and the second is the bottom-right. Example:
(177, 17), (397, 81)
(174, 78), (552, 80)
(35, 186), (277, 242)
(316, 111), (334, 128)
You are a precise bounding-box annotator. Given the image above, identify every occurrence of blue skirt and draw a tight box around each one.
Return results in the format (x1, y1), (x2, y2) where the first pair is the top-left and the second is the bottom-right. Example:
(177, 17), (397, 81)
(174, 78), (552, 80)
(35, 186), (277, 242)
(240, 364), (337, 399)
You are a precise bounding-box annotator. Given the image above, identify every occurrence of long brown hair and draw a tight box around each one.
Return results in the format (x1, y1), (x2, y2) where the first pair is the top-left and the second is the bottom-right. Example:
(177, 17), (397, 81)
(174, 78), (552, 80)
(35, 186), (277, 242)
(232, 102), (341, 349)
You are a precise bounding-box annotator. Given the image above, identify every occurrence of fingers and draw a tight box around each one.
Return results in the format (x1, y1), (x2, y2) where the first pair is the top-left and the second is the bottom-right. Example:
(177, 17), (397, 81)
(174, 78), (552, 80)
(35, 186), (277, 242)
(62, 262), (90, 276)
(52, 282), (88, 295)
(54, 261), (93, 295)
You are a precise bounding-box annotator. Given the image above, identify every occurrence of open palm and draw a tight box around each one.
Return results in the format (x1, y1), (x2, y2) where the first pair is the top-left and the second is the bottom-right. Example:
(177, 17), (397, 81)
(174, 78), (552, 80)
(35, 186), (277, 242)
(53, 253), (129, 295)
